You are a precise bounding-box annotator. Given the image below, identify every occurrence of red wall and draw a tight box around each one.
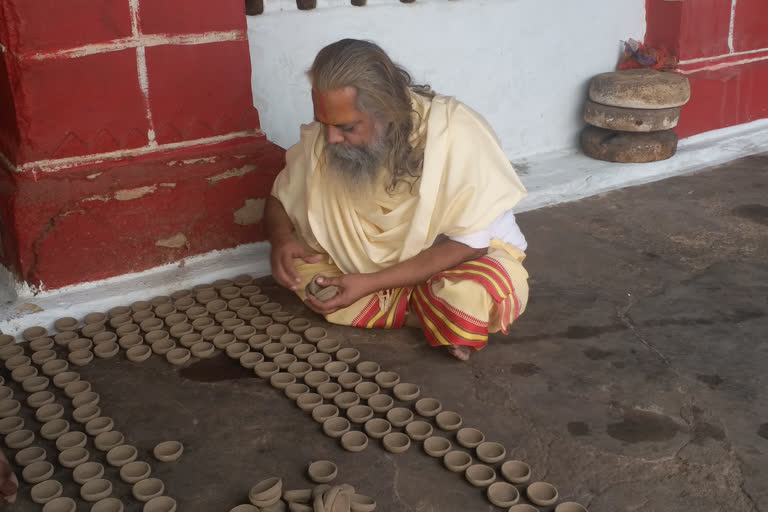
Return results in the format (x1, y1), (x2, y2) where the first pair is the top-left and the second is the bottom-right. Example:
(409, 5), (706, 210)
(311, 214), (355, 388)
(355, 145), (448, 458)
(646, 0), (768, 138)
(0, 0), (285, 289)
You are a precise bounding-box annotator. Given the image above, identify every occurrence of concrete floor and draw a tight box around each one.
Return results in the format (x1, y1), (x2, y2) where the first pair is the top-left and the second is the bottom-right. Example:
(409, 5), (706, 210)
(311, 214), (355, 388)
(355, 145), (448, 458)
(4, 153), (768, 511)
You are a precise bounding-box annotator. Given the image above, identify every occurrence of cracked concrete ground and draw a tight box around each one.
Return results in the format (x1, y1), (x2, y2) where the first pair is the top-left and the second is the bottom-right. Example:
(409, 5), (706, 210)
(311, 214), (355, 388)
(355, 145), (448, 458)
(4, 153), (768, 511)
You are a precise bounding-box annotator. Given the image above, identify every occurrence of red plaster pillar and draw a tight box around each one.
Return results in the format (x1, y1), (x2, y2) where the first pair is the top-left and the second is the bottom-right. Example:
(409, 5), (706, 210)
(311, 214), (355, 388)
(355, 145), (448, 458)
(0, 0), (284, 289)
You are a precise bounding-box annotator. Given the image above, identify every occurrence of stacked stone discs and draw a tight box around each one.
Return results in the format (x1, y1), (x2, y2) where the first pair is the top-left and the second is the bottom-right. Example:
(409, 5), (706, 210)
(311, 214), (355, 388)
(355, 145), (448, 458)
(582, 69), (691, 163)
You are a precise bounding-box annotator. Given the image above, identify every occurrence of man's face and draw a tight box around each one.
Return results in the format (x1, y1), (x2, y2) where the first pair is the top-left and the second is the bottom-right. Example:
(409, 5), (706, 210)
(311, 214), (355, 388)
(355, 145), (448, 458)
(312, 87), (378, 147)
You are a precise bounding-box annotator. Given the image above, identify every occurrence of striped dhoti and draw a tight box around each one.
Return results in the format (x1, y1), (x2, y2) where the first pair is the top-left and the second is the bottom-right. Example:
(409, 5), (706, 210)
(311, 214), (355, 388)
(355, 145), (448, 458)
(291, 239), (529, 350)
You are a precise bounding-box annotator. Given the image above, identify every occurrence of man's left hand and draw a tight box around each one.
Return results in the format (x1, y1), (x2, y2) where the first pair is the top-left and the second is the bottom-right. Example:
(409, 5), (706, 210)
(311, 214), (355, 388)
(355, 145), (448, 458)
(304, 274), (374, 316)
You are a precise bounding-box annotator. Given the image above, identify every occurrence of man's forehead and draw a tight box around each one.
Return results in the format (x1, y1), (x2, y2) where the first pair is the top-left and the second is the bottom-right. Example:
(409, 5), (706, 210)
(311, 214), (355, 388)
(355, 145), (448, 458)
(312, 87), (361, 124)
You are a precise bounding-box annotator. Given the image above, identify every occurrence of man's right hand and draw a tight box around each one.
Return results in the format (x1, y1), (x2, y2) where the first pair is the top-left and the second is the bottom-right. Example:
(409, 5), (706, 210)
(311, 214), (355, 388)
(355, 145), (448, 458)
(270, 235), (324, 290)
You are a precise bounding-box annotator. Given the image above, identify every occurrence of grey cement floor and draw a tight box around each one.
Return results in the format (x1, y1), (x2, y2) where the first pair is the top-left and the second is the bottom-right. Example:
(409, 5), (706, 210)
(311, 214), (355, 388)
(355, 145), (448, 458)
(3, 153), (768, 511)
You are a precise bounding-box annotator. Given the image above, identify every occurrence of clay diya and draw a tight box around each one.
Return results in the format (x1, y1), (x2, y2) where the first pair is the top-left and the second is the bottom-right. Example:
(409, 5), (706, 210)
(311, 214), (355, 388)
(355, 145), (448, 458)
(154, 441), (183, 462)
(364, 418), (391, 439)
(270, 372), (297, 389)
(120, 460), (152, 484)
(307, 353), (332, 369)
(260, 302), (282, 315)
(296, 393), (323, 412)
(186, 307), (209, 321)
(333, 392), (360, 410)
(293, 344), (317, 360)
(443, 450), (473, 472)
(58, 447), (89, 468)
(367, 394), (394, 414)
(190, 341), (214, 358)
(94, 431), (125, 451)
(42, 497), (77, 512)
(340, 431), (368, 452)
(249, 477), (282, 508)
(435, 411), (463, 431)
(0, 415), (23, 434)
(201, 326), (225, 341)
(56, 431), (87, 451)
(6, 355), (31, 370)
(23, 326), (48, 341)
(311, 404), (339, 423)
(68, 349), (94, 366)
(383, 432), (411, 454)
(287, 361), (312, 378)
(55, 317), (79, 331)
(73, 404), (101, 423)
(145, 330), (170, 345)
(248, 334), (270, 350)
(476, 441), (506, 464)
(90, 498), (125, 512)
(249, 294), (270, 307)
(487, 482), (520, 507)
(0, 386), (12, 400)
(179, 333), (203, 348)
(272, 311), (294, 323)
(527, 482), (559, 507)
(239, 352), (265, 369)
(353, 381), (380, 400)
(386, 407), (414, 427)
(143, 496), (177, 512)
(23, 461), (54, 483)
(405, 420), (433, 441)
(317, 382), (342, 400)
(0, 345), (24, 360)
(414, 397), (442, 417)
(81, 324), (106, 339)
(254, 361), (279, 379)
(0, 399), (21, 418)
(92, 332), (117, 345)
(30, 338), (55, 352)
(72, 461), (104, 484)
(15, 446), (46, 466)
(116, 324), (140, 338)
(42, 359), (69, 376)
(350, 494), (376, 512)
(131, 300), (153, 313)
(106, 444), (138, 467)
(335, 348), (360, 364)
(36, 403), (65, 422)
(225, 342), (249, 359)
(308, 460), (337, 483)
(132, 478), (165, 502)
(166, 348), (191, 366)
(288, 318), (311, 333)
(273, 353), (298, 369)
(64, 379), (91, 398)
(279, 333), (303, 349)
(222, 318), (245, 332)
(317, 338), (341, 354)
(423, 436), (452, 458)
(263, 342), (287, 359)
(284, 383), (310, 400)
(11, 365), (37, 383)
(196, 289), (218, 304)
(109, 314), (133, 329)
(126, 344), (151, 362)
(250, 316), (273, 331)
(322, 417), (351, 439)
(52, 371), (80, 389)
(72, 391), (100, 408)
(220, 286), (241, 299)
(346, 405), (374, 424)
(217, 310), (239, 323)
(94, 341), (119, 359)
(324, 361), (349, 378)
(165, 312), (189, 326)
(213, 333), (237, 349)
(265, 324), (289, 340)
(31, 479), (63, 504)
(133, 310), (156, 324)
(555, 502), (589, 512)
(374, 371), (400, 389)
(303, 327), (327, 343)
(169, 323), (194, 339)
(304, 370), (331, 388)
(337, 372), (362, 390)
(393, 383), (420, 401)
(457, 427), (486, 449)
(85, 417), (114, 436)
(40, 418), (70, 440)
(465, 464), (496, 487)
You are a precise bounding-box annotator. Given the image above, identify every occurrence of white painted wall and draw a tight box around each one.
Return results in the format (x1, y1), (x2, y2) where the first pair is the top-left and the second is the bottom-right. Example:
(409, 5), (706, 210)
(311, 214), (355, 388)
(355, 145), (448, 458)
(246, 0), (646, 160)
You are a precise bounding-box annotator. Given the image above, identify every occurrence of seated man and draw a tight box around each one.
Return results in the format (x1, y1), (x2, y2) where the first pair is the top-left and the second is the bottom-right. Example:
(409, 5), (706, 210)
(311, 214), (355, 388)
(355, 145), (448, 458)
(266, 39), (529, 360)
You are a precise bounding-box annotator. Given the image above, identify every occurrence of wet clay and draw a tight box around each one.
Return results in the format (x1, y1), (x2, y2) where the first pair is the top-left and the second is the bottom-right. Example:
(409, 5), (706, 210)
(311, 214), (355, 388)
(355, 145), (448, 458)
(305, 275), (339, 302)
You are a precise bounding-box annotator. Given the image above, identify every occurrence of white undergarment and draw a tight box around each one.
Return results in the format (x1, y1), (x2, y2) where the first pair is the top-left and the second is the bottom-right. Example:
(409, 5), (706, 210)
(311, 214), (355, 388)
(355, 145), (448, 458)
(449, 209), (527, 252)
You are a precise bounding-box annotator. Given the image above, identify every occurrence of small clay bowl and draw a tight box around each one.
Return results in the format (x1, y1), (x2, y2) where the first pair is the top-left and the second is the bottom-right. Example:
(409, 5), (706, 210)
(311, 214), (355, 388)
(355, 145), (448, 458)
(443, 450), (473, 472)
(31, 348), (58, 365)
(40, 418), (70, 440)
(324, 361), (349, 378)
(81, 324), (106, 339)
(73, 404), (101, 423)
(55, 316), (80, 331)
(149, 295), (170, 306)
(140, 318), (164, 333)
(340, 431), (368, 453)
(94, 341), (119, 359)
(287, 318), (311, 333)
(110, 313), (134, 328)
(234, 275), (255, 287)
(249, 477), (282, 506)
(307, 353), (332, 369)
(94, 431), (125, 451)
(145, 331), (170, 345)
(0, 386), (12, 400)
(196, 290), (218, 304)
(72, 391), (100, 408)
(154, 440), (183, 462)
(287, 361), (312, 378)
(213, 333), (237, 349)
(333, 391), (360, 410)
(393, 383), (421, 401)
(265, 324), (289, 340)
(56, 431), (88, 451)
(424, 436), (452, 458)
(0, 415), (23, 434)
(171, 289), (193, 300)
(317, 338), (341, 354)
(308, 460), (337, 483)
(220, 286), (242, 300)
(132, 478), (165, 502)
(367, 394), (394, 414)
(0, 344), (24, 361)
(154, 303), (175, 318)
(317, 382), (342, 400)
(187, 307), (209, 321)
(64, 379), (91, 398)
(304, 370), (331, 388)
(124, 344), (152, 362)
(322, 417), (351, 439)
(15, 446), (47, 466)
(52, 371), (80, 389)
(272, 311), (294, 323)
(0, 335), (13, 349)
(5, 429), (35, 450)
(169, 323), (194, 338)
(72, 461), (105, 484)
(303, 327), (327, 343)
(487, 482), (520, 508)
(414, 398), (442, 417)
(292, 344), (317, 360)
(353, 381), (380, 400)
(225, 342), (249, 359)
(254, 361), (279, 379)
(234, 307), (257, 321)
(527, 482), (559, 507)
(284, 383), (310, 400)
(30, 337), (56, 352)
(386, 407), (414, 427)
(31, 479), (63, 504)
(106, 444), (138, 467)
(274, 353), (297, 369)
(405, 420), (433, 441)
(465, 464), (497, 487)
(282, 489), (312, 503)
(364, 418), (392, 439)
(347, 405), (374, 424)
(143, 496), (177, 512)
(457, 428), (486, 449)
(116, 323), (140, 337)
(260, 302), (282, 315)
(190, 341), (215, 358)
(270, 372), (297, 389)
(296, 393), (323, 412)
(166, 348), (191, 366)
(150, 338), (175, 355)
(337, 372), (362, 390)
(42, 497), (77, 512)
(23, 461), (54, 483)
(476, 441), (507, 464)
(84, 312), (108, 325)
(69, 349), (94, 366)
(36, 403), (65, 422)
(85, 416), (114, 436)
(248, 294), (269, 307)
(23, 326), (48, 341)
(311, 404), (339, 423)
(334, 347), (359, 364)
(349, 494), (376, 512)
(59, 447), (89, 468)
(240, 352), (265, 369)
(555, 502), (589, 512)
(165, 312), (189, 326)
(202, 325), (225, 341)
(263, 342), (287, 359)
(222, 318), (245, 332)
(42, 359), (69, 376)
(120, 460), (152, 483)
(383, 432), (411, 454)
(92, 332), (117, 345)
(279, 333), (303, 349)
(6, 355), (31, 370)
(11, 365), (38, 382)
(91, 498), (125, 512)
(0, 399), (21, 418)
(436, 411), (463, 431)
(374, 371), (400, 389)
(248, 334), (270, 350)
(250, 316), (273, 331)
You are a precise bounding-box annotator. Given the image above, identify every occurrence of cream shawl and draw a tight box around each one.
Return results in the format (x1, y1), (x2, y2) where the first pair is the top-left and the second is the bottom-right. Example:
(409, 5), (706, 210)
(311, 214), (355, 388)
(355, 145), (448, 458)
(271, 92), (527, 275)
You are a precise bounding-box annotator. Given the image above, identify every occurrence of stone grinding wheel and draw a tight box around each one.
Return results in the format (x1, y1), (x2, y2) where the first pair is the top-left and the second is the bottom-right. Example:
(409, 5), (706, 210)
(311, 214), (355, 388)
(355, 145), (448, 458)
(588, 69), (691, 110)
(581, 125), (678, 163)
(305, 275), (339, 302)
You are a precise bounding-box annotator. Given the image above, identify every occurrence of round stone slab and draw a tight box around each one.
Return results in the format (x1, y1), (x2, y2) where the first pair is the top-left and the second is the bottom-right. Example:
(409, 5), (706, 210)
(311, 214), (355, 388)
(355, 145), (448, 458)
(584, 99), (680, 132)
(589, 69), (691, 109)
(581, 126), (678, 163)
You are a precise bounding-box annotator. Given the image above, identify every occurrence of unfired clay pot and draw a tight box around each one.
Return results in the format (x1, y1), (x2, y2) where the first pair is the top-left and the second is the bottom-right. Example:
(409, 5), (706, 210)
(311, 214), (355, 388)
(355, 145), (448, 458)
(52, 371), (79, 389)
(106, 444), (138, 467)
(190, 341), (215, 359)
(0, 415), (23, 434)
(187, 307), (209, 321)
(265, 324), (289, 340)
(269, 372), (297, 389)
(555, 502), (588, 512)
(72, 461), (104, 484)
(254, 362), (279, 379)
(296, 392), (323, 412)
(322, 417), (351, 438)
(414, 398), (442, 417)
(36, 403), (65, 423)
(64, 379), (91, 398)
(109, 305), (132, 318)
(457, 428), (486, 449)
(154, 440), (183, 462)
(353, 382), (379, 400)
(311, 404), (339, 423)
(249, 294), (269, 307)
(240, 352), (265, 369)
(94, 431), (124, 451)
(139, 318), (164, 333)
(317, 382), (342, 400)
(0, 334), (13, 347)
(131, 300), (153, 313)
(0, 399), (21, 418)
(56, 431), (87, 451)
(273, 353), (298, 370)
(213, 333), (237, 349)
(260, 302), (282, 315)
(40, 418), (70, 440)
(145, 331), (170, 345)
(15, 446), (46, 466)
(91, 497), (125, 512)
(154, 304), (176, 319)
(465, 464), (496, 487)
(250, 316), (273, 331)
(110, 314), (133, 329)
(272, 311), (294, 323)
(169, 323), (194, 339)
(443, 450), (473, 472)
(393, 383), (420, 401)
(85, 416), (114, 436)
(22, 461), (54, 483)
(73, 404), (101, 423)
(196, 289), (218, 304)
(287, 361), (312, 378)
(386, 407), (414, 427)
(287, 318), (311, 333)
(347, 405), (374, 424)
(120, 460), (152, 484)
(0, 345), (24, 360)
(94, 341), (119, 359)
(303, 327), (327, 344)
(180, 333), (203, 348)
(133, 311), (156, 324)
(435, 411), (463, 431)
(5, 355), (31, 370)
(383, 432), (411, 454)
(487, 482), (520, 507)
(58, 447), (89, 468)
(283, 383), (310, 400)
(165, 313), (189, 326)
(263, 343), (287, 359)
(68, 349), (94, 366)
(423, 436), (452, 458)
(55, 317), (79, 332)
(476, 441), (506, 464)
(116, 324), (141, 338)
(132, 478), (165, 502)
(292, 344), (317, 360)
(307, 353), (332, 369)
(374, 371), (400, 389)
(405, 420), (433, 441)
(92, 332), (117, 345)
(30, 338), (55, 352)
(337, 372), (362, 390)
(324, 361), (349, 378)
(72, 391), (100, 408)
(279, 333), (302, 349)
(333, 392), (360, 410)
(249, 477), (282, 507)
(42, 497), (77, 512)
(222, 318), (245, 332)
(364, 418), (392, 439)
(150, 339), (176, 356)
(166, 348), (191, 366)
(42, 359), (69, 376)
(308, 460), (338, 483)
(143, 496), (177, 512)
(367, 394), (394, 414)
(81, 324), (106, 339)
(317, 338), (341, 354)
(225, 342), (249, 359)
(0, 386), (12, 401)
(248, 334), (270, 350)
(335, 348), (360, 364)
(11, 365), (37, 382)
(23, 326), (48, 341)
(202, 326), (225, 341)
(526, 482), (559, 507)
(340, 431), (368, 452)
(31, 479), (63, 504)
(304, 370), (331, 388)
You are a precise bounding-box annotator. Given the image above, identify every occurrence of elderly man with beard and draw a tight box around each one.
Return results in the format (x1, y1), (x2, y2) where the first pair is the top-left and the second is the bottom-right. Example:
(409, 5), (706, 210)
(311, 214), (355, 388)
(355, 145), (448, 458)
(265, 39), (529, 360)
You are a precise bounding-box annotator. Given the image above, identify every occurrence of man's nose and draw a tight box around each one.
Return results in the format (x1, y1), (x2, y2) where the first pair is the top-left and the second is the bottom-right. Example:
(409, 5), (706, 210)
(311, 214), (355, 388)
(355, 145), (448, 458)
(326, 125), (345, 144)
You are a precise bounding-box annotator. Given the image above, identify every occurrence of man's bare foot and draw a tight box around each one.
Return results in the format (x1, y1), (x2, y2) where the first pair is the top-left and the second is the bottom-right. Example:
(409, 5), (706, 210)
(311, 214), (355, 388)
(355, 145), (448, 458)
(447, 345), (471, 361)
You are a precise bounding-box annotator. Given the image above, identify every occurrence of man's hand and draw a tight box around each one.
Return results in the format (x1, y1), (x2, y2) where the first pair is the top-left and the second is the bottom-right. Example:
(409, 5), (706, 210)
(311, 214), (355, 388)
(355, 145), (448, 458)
(270, 235), (324, 291)
(0, 450), (18, 505)
(304, 274), (374, 316)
